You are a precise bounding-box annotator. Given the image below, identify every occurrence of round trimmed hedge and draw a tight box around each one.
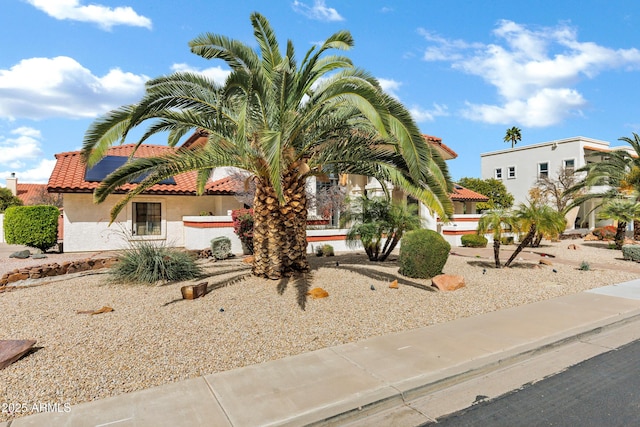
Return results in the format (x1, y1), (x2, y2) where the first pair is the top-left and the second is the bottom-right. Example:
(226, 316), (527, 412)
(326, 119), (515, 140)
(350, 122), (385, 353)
(398, 229), (450, 279)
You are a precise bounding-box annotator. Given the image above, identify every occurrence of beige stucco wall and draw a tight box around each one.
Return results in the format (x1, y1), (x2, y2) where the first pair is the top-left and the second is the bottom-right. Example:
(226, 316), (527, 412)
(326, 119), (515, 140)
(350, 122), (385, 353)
(62, 193), (242, 252)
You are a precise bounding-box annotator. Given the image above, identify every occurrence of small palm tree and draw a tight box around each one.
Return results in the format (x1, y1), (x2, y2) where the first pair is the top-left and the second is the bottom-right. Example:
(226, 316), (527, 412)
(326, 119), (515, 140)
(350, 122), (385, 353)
(597, 198), (640, 249)
(504, 202), (566, 267)
(477, 209), (517, 268)
(343, 196), (421, 262)
(504, 126), (522, 149)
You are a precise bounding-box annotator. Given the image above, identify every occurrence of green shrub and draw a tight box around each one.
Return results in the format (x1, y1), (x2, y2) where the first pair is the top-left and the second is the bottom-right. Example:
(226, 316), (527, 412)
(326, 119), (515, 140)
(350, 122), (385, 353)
(0, 187), (23, 213)
(622, 245), (640, 262)
(210, 236), (232, 260)
(578, 260), (591, 271)
(398, 229), (451, 279)
(231, 209), (254, 254)
(501, 236), (514, 245)
(4, 205), (59, 252)
(322, 244), (334, 256)
(461, 234), (488, 248)
(110, 240), (201, 285)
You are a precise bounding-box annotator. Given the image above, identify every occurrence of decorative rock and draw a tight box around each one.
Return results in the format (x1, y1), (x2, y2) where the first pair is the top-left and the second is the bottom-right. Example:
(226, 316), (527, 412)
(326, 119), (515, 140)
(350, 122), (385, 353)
(9, 250), (31, 259)
(32, 254), (48, 259)
(539, 259), (553, 266)
(7, 272), (29, 283)
(584, 233), (599, 241)
(181, 282), (208, 300)
(567, 244), (579, 250)
(389, 279), (399, 289)
(431, 274), (465, 291)
(307, 287), (329, 299)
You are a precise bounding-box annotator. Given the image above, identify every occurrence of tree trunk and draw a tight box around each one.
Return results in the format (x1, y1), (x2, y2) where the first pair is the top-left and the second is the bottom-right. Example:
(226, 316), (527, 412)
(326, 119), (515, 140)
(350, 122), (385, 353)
(251, 172), (309, 279)
(615, 221), (627, 250)
(634, 219), (640, 241)
(505, 225), (536, 267)
(493, 239), (501, 268)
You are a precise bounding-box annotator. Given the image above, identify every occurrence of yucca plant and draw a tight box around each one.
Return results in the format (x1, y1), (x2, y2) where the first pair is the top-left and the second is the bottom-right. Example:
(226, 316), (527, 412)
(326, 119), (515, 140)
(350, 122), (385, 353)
(110, 240), (201, 285)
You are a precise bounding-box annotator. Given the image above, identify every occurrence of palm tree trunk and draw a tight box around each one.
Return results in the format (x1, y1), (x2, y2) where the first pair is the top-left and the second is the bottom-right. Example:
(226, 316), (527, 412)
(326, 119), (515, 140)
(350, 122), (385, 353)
(252, 173), (309, 279)
(634, 219), (640, 241)
(493, 239), (501, 268)
(615, 221), (627, 250)
(505, 225), (536, 267)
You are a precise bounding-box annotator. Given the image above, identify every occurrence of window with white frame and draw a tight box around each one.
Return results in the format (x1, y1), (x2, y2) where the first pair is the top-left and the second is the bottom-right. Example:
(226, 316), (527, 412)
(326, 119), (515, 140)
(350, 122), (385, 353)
(538, 162), (549, 179)
(495, 168), (503, 179)
(507, 166), (516, 179)
(132, 202), (162, 236)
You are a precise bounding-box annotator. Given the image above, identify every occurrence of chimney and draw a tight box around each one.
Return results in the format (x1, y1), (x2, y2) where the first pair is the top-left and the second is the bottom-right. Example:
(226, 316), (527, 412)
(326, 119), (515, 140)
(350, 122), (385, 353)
(6, 172), (17, 196)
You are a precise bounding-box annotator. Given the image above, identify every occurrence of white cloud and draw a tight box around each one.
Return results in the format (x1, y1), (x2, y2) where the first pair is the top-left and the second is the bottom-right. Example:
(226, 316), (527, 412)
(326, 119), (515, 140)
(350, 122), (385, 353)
(378, 78), (401, 98)
(292, 0), (344, 22)
(410, 103), (449, 123)
(170, 63), (231, 85)
(0, 127), (44, 164)
(0, 159), (57, 184)
(26, 0), (152, 30)
(0, 56), (148, 120)
(421, 20), (640, 127)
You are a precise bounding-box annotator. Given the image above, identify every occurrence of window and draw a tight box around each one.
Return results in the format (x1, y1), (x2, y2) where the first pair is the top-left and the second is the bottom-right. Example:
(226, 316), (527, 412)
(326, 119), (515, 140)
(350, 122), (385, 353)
(507, 166), (516, 179)
(538, 162), (549, 179)
(133, 202), (162, 236)
(495, 168), (503, 179)
(563, 159), (575, 171)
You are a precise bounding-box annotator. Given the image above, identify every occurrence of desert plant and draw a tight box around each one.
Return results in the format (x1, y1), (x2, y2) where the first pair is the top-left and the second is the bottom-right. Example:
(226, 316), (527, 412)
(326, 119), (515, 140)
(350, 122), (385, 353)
(110, 240), (201, 285)
(578, 260), (591, 271)
(0, 187), (23, 212)
(315, 246), (324, 257)
(210, 236), (232, 260)
(500, 236), (515, 245)
(231, 209), (254, 254)
(4, 205), (59, 252)
(477, 209), (518, 268)
(343, 196), (422, 262)
(622, 245), (640, 261)
(322, 244), (334, 257)
(592, 225), (617, 240)
(461, 234), (488, 248)
(398, 229), (450, 279)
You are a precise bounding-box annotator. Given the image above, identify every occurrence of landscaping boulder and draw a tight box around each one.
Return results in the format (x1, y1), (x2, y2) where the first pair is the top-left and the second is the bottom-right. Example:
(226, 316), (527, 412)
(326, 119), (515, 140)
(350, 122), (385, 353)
(431, 274), (465, 291)
(9, 250), (30, 259)
(307, 287), (329, 299)
(539, 259), (553, 266)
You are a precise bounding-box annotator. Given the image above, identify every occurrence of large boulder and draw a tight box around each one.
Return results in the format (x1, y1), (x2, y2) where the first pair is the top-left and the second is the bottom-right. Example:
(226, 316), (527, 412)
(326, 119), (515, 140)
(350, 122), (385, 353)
(9, 250), (30, 259)
(431, 274), (465, 291)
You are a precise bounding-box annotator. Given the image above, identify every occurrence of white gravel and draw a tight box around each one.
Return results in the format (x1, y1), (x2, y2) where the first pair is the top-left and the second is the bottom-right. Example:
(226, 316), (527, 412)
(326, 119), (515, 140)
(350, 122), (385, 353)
(1, 240), (639, 421)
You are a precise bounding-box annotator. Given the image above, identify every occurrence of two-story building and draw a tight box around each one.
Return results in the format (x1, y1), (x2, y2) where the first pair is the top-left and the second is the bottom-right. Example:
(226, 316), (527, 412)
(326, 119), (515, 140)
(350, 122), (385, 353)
(480, 136), (634, 230)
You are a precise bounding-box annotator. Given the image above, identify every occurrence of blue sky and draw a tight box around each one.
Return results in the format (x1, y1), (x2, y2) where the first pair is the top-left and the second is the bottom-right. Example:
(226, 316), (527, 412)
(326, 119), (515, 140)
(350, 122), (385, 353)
(2, 0), (640, 184)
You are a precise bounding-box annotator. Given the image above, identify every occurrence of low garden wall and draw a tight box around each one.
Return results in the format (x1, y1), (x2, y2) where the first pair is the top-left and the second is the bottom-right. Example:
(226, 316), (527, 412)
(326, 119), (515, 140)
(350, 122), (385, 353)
(0, 257), (119, 286)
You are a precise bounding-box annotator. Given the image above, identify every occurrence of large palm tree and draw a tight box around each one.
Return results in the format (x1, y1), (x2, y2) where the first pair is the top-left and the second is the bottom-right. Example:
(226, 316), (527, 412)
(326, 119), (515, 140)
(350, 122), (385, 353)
(566, 133), (640, 238)
(477, 209), (517, 268)
(597, 199), (640, 249)
(504, 126), (522, 149)
(81, 13), (453, 279)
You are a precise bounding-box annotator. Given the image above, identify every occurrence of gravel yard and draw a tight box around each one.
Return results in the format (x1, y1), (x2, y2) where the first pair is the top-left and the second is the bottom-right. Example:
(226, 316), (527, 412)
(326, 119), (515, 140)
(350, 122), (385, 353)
(1, 240), (639, 421)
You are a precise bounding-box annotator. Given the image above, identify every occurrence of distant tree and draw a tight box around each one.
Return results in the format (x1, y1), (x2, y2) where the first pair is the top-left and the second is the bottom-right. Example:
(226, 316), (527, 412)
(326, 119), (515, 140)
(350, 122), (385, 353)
(0, 187), (23, 213)
(458, 177), (514, 211)
(28, 187), (63, 208)
(504, 126), (522, 149)
(535, 166), (584, 213)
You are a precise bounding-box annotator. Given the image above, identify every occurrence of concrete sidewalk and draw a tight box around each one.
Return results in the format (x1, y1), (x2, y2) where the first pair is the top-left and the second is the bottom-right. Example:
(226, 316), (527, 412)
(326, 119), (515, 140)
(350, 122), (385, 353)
(6, 279), (640, 427)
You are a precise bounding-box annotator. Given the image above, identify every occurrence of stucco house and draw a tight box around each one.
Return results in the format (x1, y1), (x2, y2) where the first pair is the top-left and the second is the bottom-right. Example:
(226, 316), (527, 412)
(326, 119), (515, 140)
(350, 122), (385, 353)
(45, 132), (488, 252)
(480, 136), (634, 231)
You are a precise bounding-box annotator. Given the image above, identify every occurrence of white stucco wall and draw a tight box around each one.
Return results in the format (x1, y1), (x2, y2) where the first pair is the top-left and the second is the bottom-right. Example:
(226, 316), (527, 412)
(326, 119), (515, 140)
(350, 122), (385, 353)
(62, 193), (242, 252)
(480, 137), (610, 206)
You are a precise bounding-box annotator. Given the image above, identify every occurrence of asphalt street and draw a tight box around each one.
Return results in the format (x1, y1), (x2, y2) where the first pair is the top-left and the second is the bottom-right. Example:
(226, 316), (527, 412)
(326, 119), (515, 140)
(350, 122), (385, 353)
(426, 338), (640, 426)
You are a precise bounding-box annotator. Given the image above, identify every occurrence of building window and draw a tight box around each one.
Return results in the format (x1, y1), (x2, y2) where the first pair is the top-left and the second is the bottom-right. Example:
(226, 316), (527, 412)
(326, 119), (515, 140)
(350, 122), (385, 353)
(133, 202), (162, 236)
(495, 168), (503, 179)
(538, 162), (549, 179)
(507, 166), (516, 179)
(563, 159), (575, 171)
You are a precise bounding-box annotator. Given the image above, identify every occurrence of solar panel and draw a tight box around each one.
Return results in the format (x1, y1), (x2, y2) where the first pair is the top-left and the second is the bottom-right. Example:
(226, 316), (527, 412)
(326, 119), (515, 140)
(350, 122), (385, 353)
(84, 156), (176, 185)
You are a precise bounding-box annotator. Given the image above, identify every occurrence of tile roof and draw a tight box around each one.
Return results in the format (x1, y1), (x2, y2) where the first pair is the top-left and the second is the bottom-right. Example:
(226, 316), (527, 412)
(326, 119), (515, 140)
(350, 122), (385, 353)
(450, 184), (489, 202)
(424, 134), (458, 160)
(16, 183), (48, 205)
(47, 144), (240, 195)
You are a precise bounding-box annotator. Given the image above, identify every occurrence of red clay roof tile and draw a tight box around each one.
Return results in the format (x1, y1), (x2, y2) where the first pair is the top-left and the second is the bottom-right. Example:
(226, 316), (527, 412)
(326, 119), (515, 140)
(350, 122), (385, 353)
(47, 144), (240, 195)
(16, 183), (48, 205)
(450, 185), (489, 202)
